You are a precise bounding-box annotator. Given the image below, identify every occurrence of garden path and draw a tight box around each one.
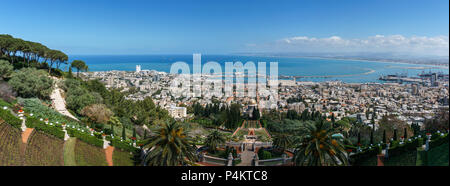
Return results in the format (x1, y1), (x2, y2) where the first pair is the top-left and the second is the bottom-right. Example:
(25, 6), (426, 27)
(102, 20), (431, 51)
(21, 128), (33, 144)
(237, 145), (255, 166)
(50, 78), (79, 121)
(105, 146), (114, 166)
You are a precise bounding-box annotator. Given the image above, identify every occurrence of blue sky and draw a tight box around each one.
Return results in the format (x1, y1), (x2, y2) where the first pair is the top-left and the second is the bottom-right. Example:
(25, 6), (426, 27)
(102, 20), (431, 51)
(2, 0), (449, 55)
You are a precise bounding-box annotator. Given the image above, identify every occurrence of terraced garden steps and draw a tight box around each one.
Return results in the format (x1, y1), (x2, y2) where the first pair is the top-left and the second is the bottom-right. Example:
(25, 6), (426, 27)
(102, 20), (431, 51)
(74, 139), (108, 166)
(24, 130), (65, 166)
(112, 149), (135, 166)
(0, 122), (23, 166)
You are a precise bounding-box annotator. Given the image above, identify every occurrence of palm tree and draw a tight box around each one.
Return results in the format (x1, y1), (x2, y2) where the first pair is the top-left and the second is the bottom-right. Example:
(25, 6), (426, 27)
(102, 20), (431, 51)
(205, 130), (226, 153)
(293, 120), (349, 166)
(142, 121), (197, 166)
(273, 133), (293, 153)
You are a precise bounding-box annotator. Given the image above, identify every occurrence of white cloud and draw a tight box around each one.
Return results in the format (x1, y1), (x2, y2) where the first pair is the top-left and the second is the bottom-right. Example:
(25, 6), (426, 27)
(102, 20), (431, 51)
(247, 35), (449, 56)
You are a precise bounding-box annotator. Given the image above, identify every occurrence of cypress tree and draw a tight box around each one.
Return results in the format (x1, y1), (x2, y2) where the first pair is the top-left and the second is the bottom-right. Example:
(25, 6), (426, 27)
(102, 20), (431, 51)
(357, 132), (361, 145)
(383, 130), (386, 143)
(404, 128), (408, 139)
(122, 126), (126, 140)
(393, 129), (398, 141)
(331, 113), (335, 127)
(111, 124), (114, 136)
(370, 131), (374, 145)
(133, 128), (136, 138)
(67, 67), (73, 78)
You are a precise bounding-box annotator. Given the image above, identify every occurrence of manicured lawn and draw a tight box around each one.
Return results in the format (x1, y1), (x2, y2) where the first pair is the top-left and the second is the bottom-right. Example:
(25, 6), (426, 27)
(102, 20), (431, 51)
(24, 130), (65, 166)
(113, 149), (135, 166)
(74, 139), (108, 166)
(63, 137), (77, 166)
(352, 156), (377, 166)
(384, 150), (417, 166)
(0, 121), (23, 166)
(427, 142), (449, 166)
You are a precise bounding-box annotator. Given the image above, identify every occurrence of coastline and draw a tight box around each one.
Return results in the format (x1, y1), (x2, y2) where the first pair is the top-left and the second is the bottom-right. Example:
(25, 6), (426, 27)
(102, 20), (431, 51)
(236, 54), (449, 68)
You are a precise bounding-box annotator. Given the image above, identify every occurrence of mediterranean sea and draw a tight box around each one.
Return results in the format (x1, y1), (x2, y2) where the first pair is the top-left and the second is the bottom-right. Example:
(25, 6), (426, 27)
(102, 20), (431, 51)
(65, 55), (448, 83)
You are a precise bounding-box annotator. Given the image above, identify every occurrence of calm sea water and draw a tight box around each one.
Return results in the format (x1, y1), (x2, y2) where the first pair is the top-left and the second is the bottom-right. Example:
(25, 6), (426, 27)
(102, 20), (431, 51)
(65, 55), (448, 83)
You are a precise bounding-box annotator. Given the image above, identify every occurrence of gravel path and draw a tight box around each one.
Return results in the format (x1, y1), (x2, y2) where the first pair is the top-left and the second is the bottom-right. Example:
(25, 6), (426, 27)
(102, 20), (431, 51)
(50, 79), (79, 121)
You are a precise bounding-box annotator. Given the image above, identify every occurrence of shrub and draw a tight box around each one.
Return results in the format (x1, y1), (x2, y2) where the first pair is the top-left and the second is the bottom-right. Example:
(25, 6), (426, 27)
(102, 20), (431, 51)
(25, 117), (65, 139)
(67, 127), (103, 147)
(0, 108), (22, 129)
(0, 60), (13, 80)
(110, 138), (139, 153)
(17, 98), (81, 128)
(430, 133), (449, 149)
(80, 104), (113, 124)
(0, 82), (16, 102)
(9, 68), (53, 99)
(349, 147), (378, 165)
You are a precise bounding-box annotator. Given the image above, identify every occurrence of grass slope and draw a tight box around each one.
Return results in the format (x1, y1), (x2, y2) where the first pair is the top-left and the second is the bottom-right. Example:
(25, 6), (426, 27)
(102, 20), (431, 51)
(0, 121), (23, 166)
(24, 130), (64, 166)
(63, 137), (77, 166)
(427, 142), (449, 166)
(112, 149), (135, 166)
(74, 139), (108, 166)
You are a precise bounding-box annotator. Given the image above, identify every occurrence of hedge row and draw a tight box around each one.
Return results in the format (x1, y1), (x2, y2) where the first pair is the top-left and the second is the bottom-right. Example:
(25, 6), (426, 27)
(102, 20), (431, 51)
(67, 128), (103, 148)
(388, 138), (422, 157)
(0, 108), (22, 129)
(109, 138), (140, 153)
(430, 133), (449, 149)
(25, 117), (65, 139)
(349, 146), (380, 165)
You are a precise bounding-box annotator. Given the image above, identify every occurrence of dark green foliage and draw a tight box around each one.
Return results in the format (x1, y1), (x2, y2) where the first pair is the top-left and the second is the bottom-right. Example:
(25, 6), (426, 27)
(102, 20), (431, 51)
(0, 108), (22, 129)
(25, 117), (65, 139)
(393, 129), (398, 141)
(110, 138), (140, 153)
(9, 68), (53, 99)
(122, 126), (126, 140)
(370, 130), (374, 145)
(66, 128), (103, 147)
(404, 128), (408, 139)
(258, 148), (272, 160)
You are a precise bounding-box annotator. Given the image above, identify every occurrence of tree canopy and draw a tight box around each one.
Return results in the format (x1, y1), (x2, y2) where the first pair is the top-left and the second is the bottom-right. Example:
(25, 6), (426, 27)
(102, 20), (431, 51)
(0, 34), (68, 73)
